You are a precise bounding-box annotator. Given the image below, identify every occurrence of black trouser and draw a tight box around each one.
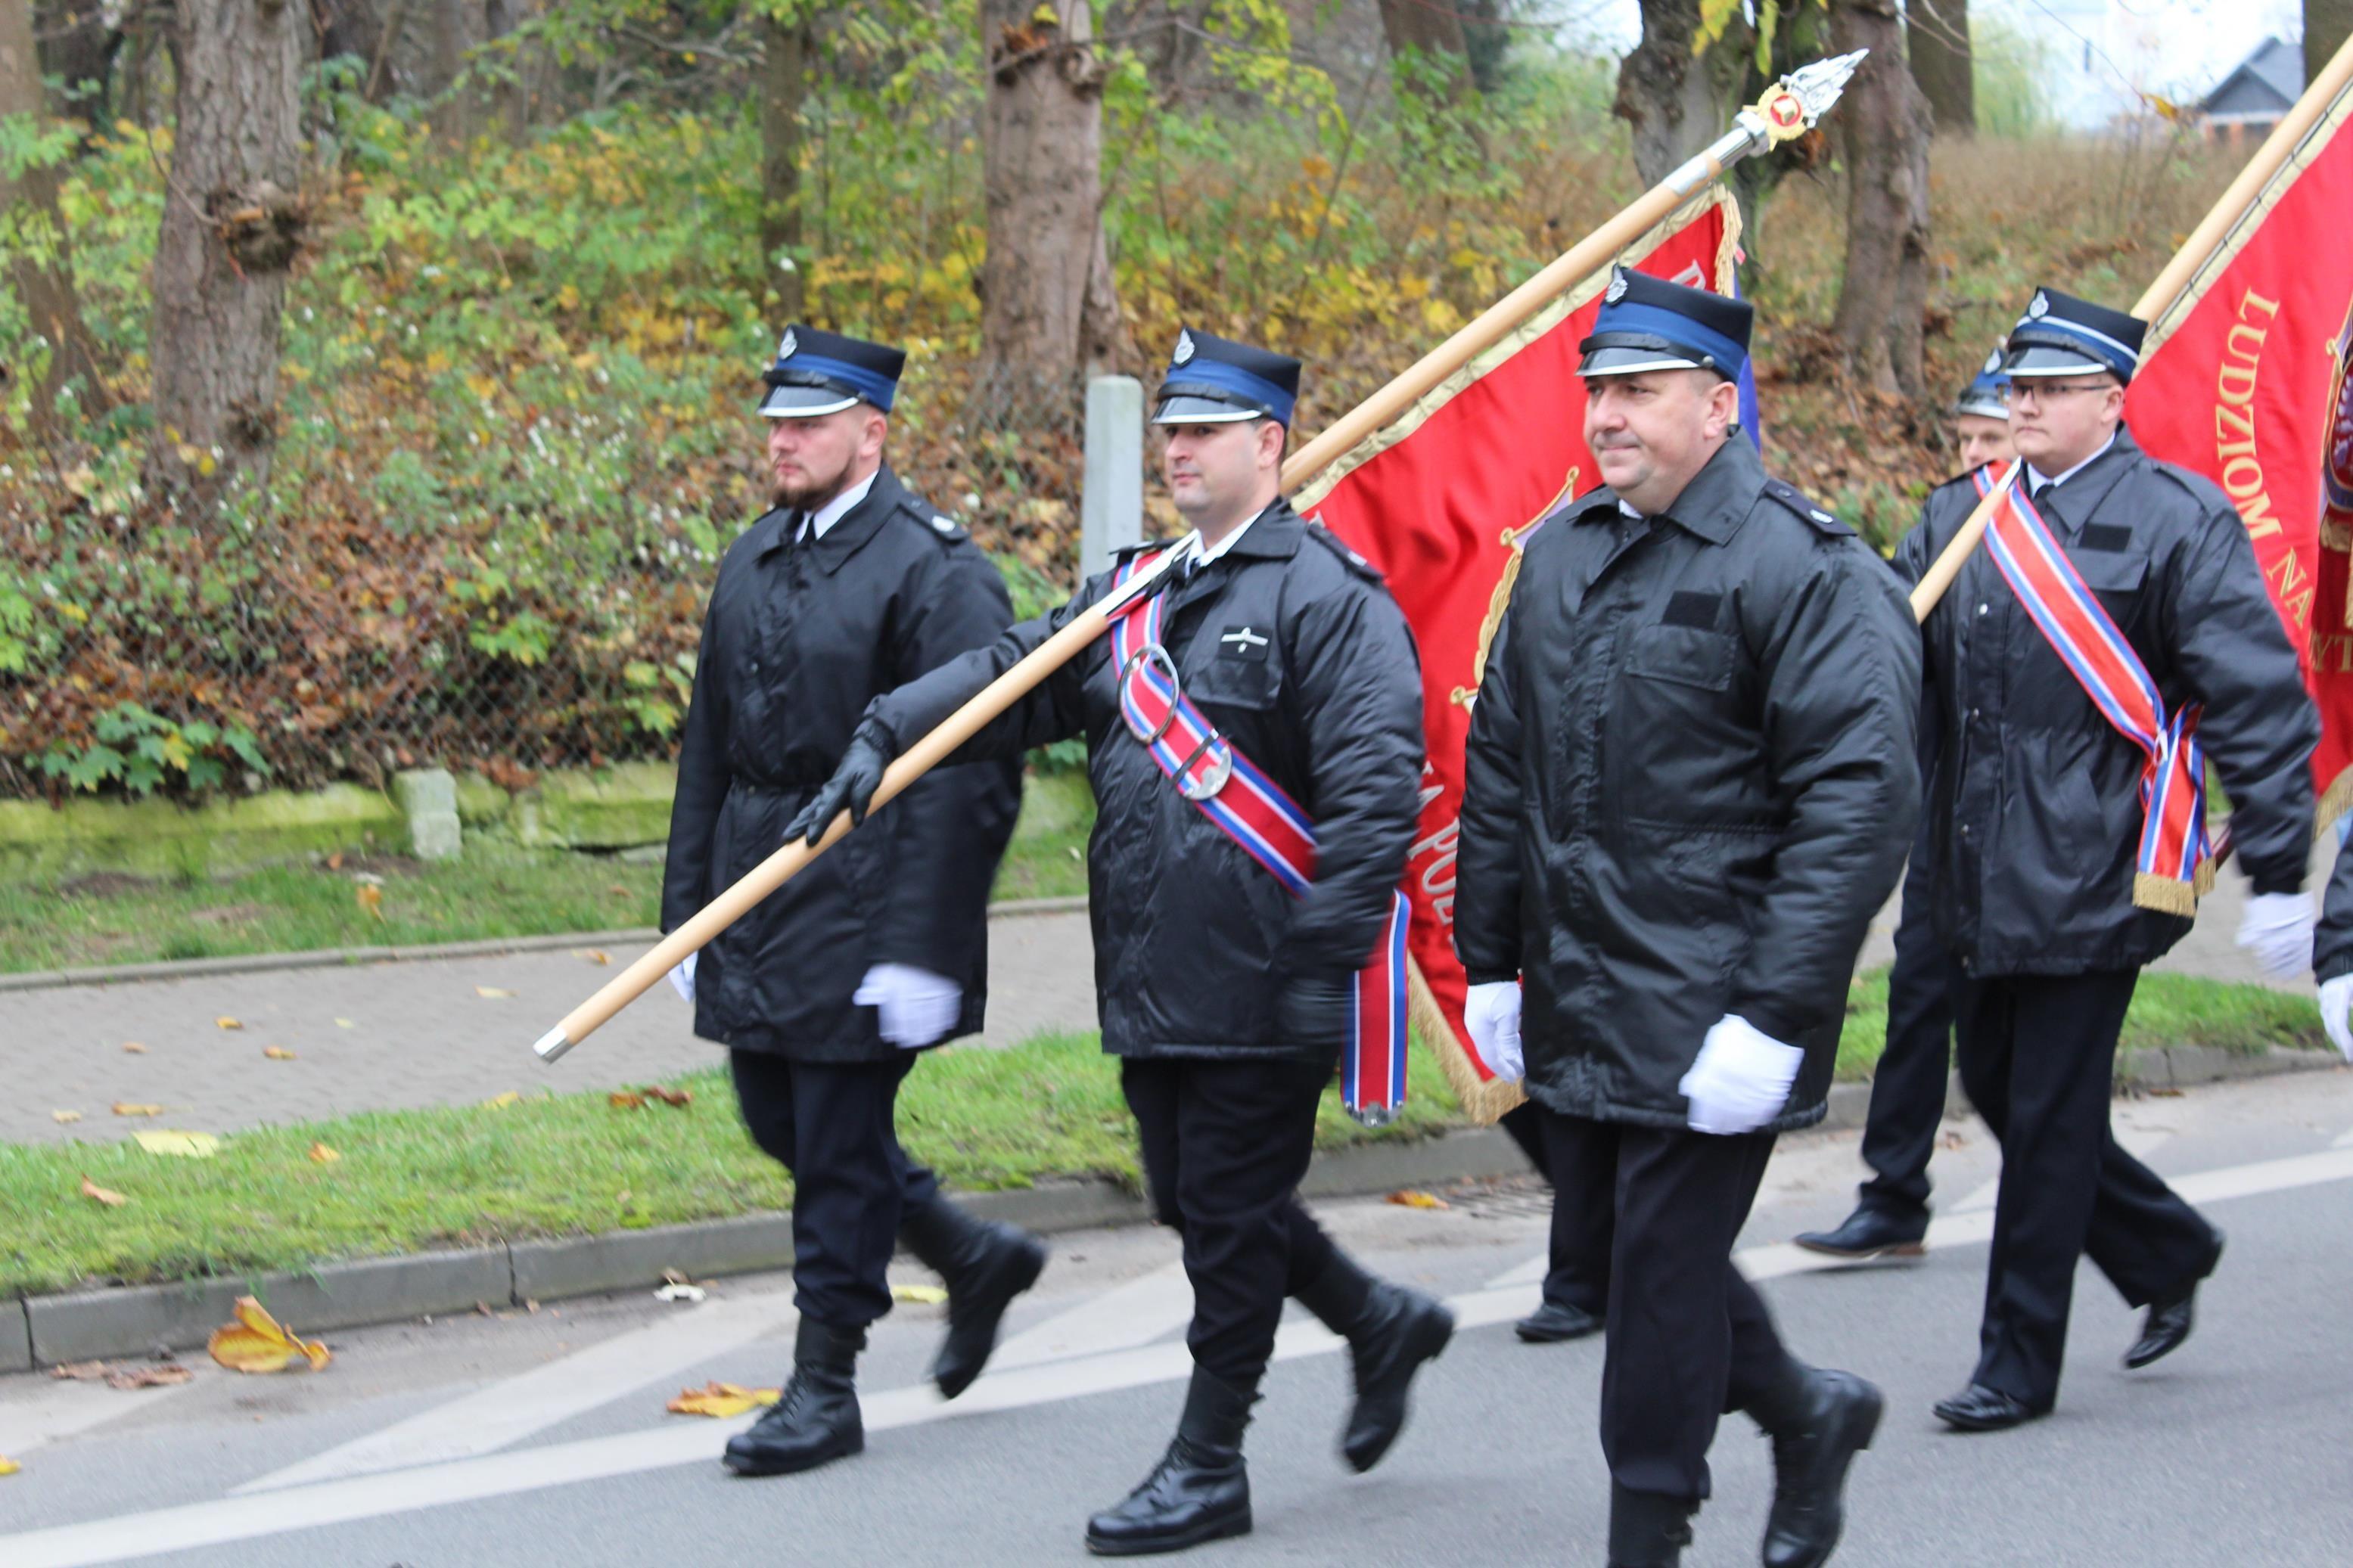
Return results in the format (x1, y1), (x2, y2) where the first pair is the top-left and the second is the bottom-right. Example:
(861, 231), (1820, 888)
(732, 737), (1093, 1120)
(731, 1049), (945, 1328)
(1121, 1054), (1344, 1389)
(1537, 1106), (1796, 1501)
(1855, 869), (1961, 1219)
(1498, 1101), (1603, 1314)
(1951, 970), (2221, 1408)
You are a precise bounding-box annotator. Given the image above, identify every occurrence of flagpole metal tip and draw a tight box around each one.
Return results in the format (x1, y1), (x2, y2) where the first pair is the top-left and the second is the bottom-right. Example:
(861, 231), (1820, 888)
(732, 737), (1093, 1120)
(1784, 49), (1869, 127)
(533, 1026), (574, 1064)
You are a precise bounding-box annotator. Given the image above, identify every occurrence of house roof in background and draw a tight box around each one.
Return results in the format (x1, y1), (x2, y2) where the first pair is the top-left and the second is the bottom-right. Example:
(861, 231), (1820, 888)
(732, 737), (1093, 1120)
(2202, 36), (2303, 116)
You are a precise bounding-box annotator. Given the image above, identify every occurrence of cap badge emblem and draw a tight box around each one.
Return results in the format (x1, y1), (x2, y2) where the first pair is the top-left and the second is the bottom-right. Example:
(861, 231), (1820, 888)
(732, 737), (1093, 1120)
(778, 328), (797, 359)
(2028, 291), (2050, 320)
(1605, 269), (1629, 304)
(1172, 328), (1195, 366)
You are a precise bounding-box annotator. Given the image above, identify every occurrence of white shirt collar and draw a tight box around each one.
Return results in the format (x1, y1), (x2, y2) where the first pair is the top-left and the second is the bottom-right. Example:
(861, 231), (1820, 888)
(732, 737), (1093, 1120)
(2025, 430), (2117, 494)
(1192, 505), (1268, 564)
(796, 468), (880, 542)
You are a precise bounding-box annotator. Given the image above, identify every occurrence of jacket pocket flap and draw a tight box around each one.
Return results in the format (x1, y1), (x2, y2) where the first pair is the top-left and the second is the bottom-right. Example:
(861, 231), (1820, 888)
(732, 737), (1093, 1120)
(1626, 623), (1734, 691)
(2072, 551), (2148, 594)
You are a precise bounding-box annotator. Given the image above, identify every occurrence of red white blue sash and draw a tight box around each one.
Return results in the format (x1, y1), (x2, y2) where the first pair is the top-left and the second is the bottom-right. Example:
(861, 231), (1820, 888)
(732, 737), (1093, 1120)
(1108, 548), (1410, 1126)
(1972, 466), (2212, 914)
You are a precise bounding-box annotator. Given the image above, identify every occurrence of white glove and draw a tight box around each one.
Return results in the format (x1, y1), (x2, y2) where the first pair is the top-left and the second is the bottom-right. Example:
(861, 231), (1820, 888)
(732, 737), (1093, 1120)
(1678, 1014), (1804, 1136)
(855, 963), (962, 1049)
(2320, 973), (2353, 1063)
(1464, 980), (1524, 1082)
(667, 952), (697, 1004)
(2236, 890), (2315, 983)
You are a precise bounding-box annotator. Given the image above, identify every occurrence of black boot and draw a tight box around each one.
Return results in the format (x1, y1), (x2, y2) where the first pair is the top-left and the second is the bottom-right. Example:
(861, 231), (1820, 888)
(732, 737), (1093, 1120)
(1295, 1252), (1454, 1473)
(1607, 1482), (1696, 1567)
(722, 1317), (866, 1477)
(1083, 1367), (1254, 1557)
(900, 1196), (1048, 1399)
(1748, 1359), (1882, 1568)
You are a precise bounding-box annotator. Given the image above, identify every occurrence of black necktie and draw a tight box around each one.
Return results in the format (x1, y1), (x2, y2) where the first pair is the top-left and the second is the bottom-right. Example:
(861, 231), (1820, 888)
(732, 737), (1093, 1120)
(2032, 481), (2054, 510)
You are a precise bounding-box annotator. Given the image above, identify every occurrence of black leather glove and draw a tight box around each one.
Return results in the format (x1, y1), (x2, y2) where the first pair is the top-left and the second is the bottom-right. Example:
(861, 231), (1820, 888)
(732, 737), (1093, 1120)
(1274, 970), (1356, 1051)
(787, 714), (899, 846)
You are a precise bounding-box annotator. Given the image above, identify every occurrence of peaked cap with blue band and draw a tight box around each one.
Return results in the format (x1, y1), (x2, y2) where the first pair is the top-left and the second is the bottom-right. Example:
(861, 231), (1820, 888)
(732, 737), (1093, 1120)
(1577, 266), (1752, 383)
(1955, 346), (2010, 421)
(1152, 328), (1300, 427)
(759, 324), (905, 417)
(2000, 287), (2144, 384)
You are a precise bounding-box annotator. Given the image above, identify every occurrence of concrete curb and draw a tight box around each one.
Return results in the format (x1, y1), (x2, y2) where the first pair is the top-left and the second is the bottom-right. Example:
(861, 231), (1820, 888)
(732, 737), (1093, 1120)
(0, 897), (1089, 995)
(8, 1048), (2338, 1371)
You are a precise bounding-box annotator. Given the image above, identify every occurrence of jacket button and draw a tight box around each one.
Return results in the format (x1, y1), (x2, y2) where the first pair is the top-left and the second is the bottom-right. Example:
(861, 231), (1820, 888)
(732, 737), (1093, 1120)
(1976, 603), (1990, 616)
(1959, 824), (1971, 838)
(750, 660), (762, 673)
(1969, 706), (1981, 721)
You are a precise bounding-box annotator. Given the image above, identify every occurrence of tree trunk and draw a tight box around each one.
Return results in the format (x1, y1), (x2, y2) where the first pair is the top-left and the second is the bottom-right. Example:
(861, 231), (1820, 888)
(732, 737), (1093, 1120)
(1375, 0), (1472, 100)
(1829, 0), (1931, 399)
(1614, 0), (1753, 188)
(974, 0), (1125, 425)
(2, 0), (112, 436)
(2314, 0), (2353, 90)
(760, 9), (807, 318)
(1907, 0), (1975, 136)
(148, 0), (306, 505)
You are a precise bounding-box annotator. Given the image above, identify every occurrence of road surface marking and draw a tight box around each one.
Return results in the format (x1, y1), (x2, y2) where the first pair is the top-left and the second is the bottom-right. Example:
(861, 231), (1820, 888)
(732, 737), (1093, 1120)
(232, 1287), (800, 1494)
(990, 1262), (1193, 1371)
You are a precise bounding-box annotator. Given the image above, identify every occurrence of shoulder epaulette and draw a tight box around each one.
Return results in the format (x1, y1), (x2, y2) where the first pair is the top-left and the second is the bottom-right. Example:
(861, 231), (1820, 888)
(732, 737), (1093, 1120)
(1761, 477), (1853, 537)
(1302, 517), (1385, 580)
(891, 495), (969, 545)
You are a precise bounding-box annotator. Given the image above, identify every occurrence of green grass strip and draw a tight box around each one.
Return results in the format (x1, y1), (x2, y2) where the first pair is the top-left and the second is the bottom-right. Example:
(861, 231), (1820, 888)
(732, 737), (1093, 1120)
(0, 1029), (1465, 1298)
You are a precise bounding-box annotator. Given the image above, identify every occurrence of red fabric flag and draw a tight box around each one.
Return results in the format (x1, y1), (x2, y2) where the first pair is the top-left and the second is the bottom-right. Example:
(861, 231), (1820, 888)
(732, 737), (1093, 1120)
(2124, 73), (2353, 823)
(1295, 190), (1742, 1122)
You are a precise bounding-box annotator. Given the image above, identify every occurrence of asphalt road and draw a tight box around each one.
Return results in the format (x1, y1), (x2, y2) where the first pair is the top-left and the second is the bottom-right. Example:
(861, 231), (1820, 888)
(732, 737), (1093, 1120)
(6, 1067), (2353, 1567)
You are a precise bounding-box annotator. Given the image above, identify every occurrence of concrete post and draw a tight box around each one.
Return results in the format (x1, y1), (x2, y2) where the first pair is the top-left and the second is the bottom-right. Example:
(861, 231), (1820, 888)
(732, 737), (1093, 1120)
(393, 768), (463, 862)
(1081, 375), (1144, 581)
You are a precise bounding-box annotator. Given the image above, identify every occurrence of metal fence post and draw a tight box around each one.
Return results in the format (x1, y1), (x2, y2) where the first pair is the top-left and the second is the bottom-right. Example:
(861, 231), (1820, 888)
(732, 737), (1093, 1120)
(1081, 375), (1144, 581)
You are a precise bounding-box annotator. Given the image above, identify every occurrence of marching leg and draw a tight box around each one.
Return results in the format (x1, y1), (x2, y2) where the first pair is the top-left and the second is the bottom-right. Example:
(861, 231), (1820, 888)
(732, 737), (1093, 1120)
(1085, 1365), (1256, 1557)
(723, 1315), (867, 1476)
(1501, 1101), (1609, 1342)
(898, 1185), (1048, 1399)
(1290, 1220), (1455, 1472)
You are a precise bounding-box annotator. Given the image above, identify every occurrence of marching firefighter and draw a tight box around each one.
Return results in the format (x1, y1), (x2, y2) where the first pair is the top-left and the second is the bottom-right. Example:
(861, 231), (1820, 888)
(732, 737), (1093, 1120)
(789, 328), (1452, 1557)
(661, 327), (1043, 1478)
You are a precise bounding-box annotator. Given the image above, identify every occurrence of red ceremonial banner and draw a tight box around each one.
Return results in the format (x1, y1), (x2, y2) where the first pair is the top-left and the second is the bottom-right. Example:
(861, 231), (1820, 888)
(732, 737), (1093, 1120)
(2125, 73), (2353, 824)
(1294, 190), (1741, 1122)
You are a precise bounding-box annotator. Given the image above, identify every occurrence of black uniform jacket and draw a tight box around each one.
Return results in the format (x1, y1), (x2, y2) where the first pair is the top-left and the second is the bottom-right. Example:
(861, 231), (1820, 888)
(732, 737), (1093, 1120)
(1894, 427), (2317, 978)
(660, 464), (1022, 1060)
(865, 499), (1425, 1062)
(1453, 436), (1921, 1133)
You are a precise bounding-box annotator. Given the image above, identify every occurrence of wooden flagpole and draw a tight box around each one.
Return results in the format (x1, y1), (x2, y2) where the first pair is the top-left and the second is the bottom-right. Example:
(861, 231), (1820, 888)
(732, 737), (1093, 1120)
(1908, 32), (2353, 626)
(532, 55), (1877, 1066)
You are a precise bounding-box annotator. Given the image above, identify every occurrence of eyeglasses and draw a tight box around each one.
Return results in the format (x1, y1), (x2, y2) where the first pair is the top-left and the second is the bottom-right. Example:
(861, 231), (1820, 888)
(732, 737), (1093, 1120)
(2009, 381), (2115, 403)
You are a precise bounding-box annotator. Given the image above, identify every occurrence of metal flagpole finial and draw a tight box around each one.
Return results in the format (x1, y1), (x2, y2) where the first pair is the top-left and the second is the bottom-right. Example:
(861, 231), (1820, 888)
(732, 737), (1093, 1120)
(1741, 48), (1870, 151)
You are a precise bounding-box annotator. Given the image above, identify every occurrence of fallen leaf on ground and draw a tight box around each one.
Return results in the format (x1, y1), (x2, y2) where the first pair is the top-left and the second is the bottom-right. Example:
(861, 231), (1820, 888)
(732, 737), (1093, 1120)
(309, 1142), (341, 1163)
(640, 1085), (692, 1108)
(51, 1361), (113, 1381)
(667, 1382), (779, 1417)
(1385, 1189), (1450, 1210)
(110, 1103), (163, 1117)
(891, 1284), (949, 1306)
(121, 1042), (148, 1054)
(51, 1110), (82, 1124)
(80, 1175), (128, 1207)
(327, 851), (343, 869)
(207, 1296), (331, 1374)
(609, 1091), (645, 1110)
(606, 883), (630, 896)
(214, 1017), (243, 1031)
(654, 1282), (706, 1304)
(334, 1018), (356, 1029)
(356, 883), (384, 922)
(263, 1046), (297, 1060)
(481, 1091), (521, 1110)
(107, 1364), (193, 1390)
(0, 1455), (17, 1476)
(135, 1130), (222, 1159)
(579, 949), (612, 965)
(475, 986), (517, 999)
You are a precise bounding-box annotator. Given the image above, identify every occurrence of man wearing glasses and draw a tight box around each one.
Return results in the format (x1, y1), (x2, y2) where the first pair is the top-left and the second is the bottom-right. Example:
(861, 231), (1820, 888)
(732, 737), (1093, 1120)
(791, 328), (1450, 1557)
(1894, 287), (2319, 1433)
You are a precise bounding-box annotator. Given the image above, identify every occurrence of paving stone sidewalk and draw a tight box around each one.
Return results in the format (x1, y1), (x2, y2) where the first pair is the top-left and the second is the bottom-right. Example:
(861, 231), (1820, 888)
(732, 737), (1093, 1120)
(1, 837), (2328, 1149)
(0, 909), (1099, 1147)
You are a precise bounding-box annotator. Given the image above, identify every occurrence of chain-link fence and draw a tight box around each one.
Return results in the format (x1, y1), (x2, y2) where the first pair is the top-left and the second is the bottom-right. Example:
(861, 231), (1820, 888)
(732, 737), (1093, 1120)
(0, 374), (1108, 803)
